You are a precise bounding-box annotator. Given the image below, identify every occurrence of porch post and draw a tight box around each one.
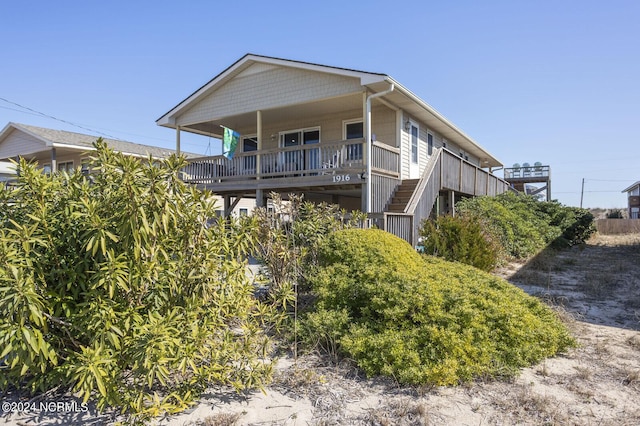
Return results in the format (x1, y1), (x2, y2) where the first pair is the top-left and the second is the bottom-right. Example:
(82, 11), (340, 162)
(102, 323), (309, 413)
(256, 189), (264, 207)
(364, 84), (395, 215)
(256, 110), (262, 179)
(224, 195), (231, 218)
(449, 190), (456, 217)
(362, 91), (368, 213)
(51, 148), (57, 172)
(175, 126), (181, 155)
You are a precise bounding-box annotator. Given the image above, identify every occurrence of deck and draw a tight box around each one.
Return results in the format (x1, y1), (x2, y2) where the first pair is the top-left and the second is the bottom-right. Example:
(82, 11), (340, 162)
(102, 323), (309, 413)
(181, 139), (400, 193)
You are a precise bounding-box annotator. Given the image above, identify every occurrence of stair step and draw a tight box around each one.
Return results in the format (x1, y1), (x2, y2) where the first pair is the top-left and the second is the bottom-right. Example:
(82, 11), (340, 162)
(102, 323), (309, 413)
(385, 179), (421, 213)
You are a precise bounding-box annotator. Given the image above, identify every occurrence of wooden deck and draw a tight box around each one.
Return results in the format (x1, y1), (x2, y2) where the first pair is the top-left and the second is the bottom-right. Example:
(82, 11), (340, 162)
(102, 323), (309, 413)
(182, 139), (400, 194)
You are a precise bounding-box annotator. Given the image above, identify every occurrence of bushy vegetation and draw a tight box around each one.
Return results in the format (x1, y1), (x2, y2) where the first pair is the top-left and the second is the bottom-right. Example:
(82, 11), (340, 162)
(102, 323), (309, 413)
(455, 193), (595, 259)
(0, 142), (286, 422)
(419, 215), (501, 271)
(300, 229), (575, 385)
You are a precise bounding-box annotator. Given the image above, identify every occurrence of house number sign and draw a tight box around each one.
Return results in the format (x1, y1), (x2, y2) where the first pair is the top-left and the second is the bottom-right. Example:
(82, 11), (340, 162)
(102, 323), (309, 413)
(332, 174), (352, 183)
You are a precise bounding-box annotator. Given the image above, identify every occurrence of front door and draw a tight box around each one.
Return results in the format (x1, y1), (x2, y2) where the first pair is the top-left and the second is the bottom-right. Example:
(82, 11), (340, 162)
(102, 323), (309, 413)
(409, 122), (420, 178)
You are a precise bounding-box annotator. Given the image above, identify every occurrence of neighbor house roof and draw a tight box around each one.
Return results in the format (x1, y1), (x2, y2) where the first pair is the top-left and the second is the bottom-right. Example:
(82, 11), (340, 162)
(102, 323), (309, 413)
(0, 122), (198, 159)
(622, 181), (640, 193)
(157, 53), (503, 167)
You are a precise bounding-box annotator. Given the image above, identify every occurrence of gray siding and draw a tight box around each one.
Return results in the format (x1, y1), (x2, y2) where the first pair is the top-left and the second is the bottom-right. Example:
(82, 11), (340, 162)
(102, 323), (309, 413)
(0, 129), (45, 159)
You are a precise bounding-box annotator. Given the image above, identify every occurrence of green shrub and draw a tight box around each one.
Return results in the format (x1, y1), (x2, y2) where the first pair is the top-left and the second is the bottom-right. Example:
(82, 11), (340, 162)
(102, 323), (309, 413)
(419, 215), (500, 271)
(0, 142), (285, 422)
(301, 229), (575, 386)
(456, 193), (595, 258)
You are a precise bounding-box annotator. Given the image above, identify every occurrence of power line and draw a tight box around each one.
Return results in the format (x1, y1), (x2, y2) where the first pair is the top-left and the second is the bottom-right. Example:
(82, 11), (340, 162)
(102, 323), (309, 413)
(0, 96), (119, 140)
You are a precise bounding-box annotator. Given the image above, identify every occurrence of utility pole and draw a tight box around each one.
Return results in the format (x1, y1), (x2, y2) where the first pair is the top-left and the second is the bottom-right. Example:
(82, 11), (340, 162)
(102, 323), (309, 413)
(580, 178), (585, 208)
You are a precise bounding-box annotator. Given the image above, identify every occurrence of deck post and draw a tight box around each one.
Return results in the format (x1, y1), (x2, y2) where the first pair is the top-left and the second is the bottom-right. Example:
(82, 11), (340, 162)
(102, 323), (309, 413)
(256, 189), (264, 207)
(50, 148), (57, 172)
(175, 126), (181, 155)
(449, 190), (455, 217)
(256, 110), (262, 179)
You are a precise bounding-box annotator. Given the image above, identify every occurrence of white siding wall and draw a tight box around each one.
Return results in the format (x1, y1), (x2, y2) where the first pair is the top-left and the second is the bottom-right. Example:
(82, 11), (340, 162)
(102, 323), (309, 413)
(177, 65), (363, 126)
(399, 112), (483, 179)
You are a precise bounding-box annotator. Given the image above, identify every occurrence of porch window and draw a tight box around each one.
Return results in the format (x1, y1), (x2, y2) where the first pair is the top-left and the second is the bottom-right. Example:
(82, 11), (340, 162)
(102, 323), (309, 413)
(58, 161), (74, 172)
(242, 136), (257, 174)
(427, 133), (433, 156)
(344, 121), (363, 161)
(42, 163), (52, 174)
(280, 127), (320, 172)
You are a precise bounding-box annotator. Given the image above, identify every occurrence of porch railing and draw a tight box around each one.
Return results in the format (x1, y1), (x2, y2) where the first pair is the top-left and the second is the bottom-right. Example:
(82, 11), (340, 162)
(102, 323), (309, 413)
(504, 165), (550, 179)
(182, 138), (400, 184)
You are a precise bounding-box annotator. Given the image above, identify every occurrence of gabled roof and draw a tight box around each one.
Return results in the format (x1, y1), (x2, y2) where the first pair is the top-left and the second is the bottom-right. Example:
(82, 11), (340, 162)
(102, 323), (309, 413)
(156, 54), (502, 167)
(622, 181), (640, 193)
(156, 53), (387, 125)
(0, 122), (197, 159)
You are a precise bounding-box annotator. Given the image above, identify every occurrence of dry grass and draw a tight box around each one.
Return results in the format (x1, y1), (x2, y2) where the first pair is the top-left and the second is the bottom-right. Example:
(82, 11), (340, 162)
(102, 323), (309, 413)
(490, 384), (569, 425)
(200, 412), (242, 426)
(364, 398), (431, 426)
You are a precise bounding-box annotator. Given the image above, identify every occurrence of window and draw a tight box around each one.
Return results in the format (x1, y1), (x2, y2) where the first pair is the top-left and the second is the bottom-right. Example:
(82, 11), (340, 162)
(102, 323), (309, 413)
(57, 161), (74, 172)
(411, 124), (418, 164)
(81, 158), (91, 175)
(42, 163), (52, 174)
(344, 120), (363, 161)
(242, 136), (257, 174)
(427, 133), (433, 156)
(239, 208), (248, 217)
(280, 127), (320, 171)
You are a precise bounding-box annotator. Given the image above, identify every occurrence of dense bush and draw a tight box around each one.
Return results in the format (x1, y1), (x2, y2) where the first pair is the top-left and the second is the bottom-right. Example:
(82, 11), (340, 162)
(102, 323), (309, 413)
(0, 142), (285, 421)
(419, 215), (501, 271)
(300, 229), (575, 385)
(456, 193), (595, 258)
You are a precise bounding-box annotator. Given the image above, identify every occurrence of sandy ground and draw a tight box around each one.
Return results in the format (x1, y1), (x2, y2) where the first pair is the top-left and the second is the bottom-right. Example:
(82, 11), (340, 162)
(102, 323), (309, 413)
(2, 233), (639, 425)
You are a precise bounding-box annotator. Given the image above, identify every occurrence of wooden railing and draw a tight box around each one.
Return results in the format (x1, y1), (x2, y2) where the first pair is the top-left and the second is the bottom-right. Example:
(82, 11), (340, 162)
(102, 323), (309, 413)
(382, 149), (510, 247)
(504, 165), (550, 179)
(182, 139), (402, 184)
(371, 141), (400, 176)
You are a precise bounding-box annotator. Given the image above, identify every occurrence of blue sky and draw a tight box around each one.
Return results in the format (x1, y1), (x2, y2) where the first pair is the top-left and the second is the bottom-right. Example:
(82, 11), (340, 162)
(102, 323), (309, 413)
(2, 0), (638, 208)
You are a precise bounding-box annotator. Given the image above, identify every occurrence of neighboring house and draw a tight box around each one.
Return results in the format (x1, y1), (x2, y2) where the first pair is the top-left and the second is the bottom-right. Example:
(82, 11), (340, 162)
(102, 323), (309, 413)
(0, 161), (16, 182)
(622, 181), (640, 219)
(156, 54), (510, 245)
(0, 122), (256, 216)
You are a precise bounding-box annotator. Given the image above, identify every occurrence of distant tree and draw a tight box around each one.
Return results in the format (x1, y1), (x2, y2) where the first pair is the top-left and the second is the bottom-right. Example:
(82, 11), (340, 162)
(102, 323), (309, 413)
(606, 209), (624, 219)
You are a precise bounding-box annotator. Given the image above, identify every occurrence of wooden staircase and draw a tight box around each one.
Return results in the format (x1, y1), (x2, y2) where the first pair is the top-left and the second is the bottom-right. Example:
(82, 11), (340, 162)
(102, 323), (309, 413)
(386, 179), (420, 213)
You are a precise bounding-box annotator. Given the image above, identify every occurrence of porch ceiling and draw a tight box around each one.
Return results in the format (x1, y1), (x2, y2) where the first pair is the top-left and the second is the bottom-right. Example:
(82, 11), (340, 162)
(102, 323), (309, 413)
(182, 93), (363, 137)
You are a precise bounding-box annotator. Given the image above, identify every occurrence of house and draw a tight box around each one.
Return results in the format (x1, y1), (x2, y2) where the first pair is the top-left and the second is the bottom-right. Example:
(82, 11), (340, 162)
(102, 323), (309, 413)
(622, 181), (640, 219)
(0, 122), (186, 173)
(0, 122), (256, 216)
(157, 54), (510, 245)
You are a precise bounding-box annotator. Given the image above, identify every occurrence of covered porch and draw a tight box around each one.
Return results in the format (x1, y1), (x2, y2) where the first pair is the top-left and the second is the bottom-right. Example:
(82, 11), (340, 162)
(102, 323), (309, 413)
(181, 138), (401, 214)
